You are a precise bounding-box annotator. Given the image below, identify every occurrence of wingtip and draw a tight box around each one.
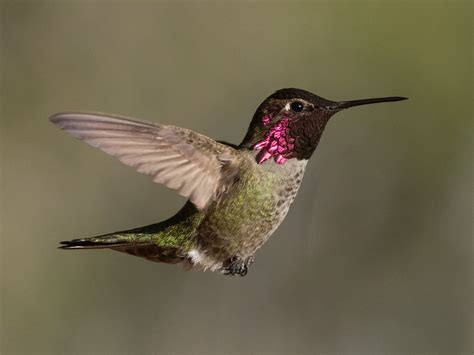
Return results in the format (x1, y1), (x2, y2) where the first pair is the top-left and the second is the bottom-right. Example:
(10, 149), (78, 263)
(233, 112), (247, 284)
(49, 112), (71, 126)
(49, 112), (86, 124)
(49, 113), (60, 124)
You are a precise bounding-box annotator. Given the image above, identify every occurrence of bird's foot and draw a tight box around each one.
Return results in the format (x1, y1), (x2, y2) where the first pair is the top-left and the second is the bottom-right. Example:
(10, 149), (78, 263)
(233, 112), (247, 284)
(223, 255), (255, 277)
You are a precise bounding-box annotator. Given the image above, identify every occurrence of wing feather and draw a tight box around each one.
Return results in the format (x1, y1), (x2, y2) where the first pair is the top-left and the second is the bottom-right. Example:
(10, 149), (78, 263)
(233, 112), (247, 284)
(50, 112), (238, 209)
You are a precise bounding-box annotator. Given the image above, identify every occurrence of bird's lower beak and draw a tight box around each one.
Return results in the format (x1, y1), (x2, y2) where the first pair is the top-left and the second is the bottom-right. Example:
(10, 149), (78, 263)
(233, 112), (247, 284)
(329, 96), (408, 110)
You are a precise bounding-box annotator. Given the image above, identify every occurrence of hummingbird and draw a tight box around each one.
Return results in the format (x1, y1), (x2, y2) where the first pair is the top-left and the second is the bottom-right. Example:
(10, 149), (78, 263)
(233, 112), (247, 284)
(51, 88), (406, 276)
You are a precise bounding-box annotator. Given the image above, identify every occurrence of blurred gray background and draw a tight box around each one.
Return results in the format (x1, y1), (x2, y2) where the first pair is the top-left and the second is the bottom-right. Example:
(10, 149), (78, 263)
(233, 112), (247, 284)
(1, 1), (472, 354)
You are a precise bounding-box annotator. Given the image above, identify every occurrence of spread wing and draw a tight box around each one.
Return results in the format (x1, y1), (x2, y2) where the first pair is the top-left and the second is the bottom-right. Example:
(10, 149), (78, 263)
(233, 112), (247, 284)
(50, 112), (239, 210)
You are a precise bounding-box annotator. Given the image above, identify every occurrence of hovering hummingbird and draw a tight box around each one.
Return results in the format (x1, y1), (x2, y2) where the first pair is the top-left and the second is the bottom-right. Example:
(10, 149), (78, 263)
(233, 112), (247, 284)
(52, 88), (406, 276)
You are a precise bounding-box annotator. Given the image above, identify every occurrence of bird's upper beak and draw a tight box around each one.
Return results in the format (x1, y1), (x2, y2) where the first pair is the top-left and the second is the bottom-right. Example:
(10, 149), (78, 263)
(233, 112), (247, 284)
(328, 96), (408, 111)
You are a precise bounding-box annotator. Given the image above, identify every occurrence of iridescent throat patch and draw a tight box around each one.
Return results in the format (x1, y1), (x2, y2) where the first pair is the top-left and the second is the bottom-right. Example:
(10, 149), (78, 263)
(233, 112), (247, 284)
(254, 114), (295, 165)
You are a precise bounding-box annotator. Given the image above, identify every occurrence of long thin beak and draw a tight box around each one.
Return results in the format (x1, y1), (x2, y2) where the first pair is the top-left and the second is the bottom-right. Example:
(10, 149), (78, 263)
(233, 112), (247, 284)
(330, 96), (408, 110)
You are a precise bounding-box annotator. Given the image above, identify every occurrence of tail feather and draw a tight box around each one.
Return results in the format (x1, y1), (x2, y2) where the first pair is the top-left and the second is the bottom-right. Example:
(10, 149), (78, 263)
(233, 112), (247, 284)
(59, 233), (186, 265)
(58, 203), (199, 262)
(59, 235), (129, 249)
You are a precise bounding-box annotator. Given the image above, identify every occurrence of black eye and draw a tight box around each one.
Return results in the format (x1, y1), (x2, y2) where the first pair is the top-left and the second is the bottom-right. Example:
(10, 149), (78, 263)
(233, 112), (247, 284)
(290, 101), (304, 112)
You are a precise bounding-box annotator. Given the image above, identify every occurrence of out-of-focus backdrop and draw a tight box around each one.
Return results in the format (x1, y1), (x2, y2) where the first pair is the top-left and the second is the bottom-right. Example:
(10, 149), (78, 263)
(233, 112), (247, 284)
(1, 1), (472, 354)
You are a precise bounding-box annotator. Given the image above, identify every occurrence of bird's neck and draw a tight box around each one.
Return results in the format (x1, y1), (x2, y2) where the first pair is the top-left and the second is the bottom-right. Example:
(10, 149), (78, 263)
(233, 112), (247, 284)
(239, 116), (330, 164)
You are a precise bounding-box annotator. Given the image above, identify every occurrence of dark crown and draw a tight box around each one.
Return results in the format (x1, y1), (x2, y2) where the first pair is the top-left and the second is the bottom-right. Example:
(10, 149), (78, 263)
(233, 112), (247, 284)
(269, 88), (334, 107)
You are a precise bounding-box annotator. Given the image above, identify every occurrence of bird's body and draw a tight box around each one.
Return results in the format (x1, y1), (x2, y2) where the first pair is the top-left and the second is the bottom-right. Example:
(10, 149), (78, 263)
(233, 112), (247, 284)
(52, 88), (406, 276)
(185, 152), (307, 272)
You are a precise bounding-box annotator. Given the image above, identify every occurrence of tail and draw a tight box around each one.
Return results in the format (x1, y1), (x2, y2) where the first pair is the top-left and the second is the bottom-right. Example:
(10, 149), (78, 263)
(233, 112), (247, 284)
(59, 235), (131, 250)
(58, 202), (201, 264)
(58, 229), (188, 264)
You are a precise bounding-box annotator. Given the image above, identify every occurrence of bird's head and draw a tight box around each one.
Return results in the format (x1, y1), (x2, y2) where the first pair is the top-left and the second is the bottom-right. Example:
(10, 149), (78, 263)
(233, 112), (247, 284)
(240, 88), (407, 164)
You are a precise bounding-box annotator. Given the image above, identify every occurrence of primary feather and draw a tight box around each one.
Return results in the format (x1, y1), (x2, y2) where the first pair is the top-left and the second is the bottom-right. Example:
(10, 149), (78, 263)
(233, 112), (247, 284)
(50, 112), (237, 210)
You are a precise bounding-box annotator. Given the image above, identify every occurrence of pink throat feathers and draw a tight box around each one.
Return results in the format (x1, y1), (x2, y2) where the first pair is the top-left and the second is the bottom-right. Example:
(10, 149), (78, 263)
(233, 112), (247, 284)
(253, 114), (295, 164)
